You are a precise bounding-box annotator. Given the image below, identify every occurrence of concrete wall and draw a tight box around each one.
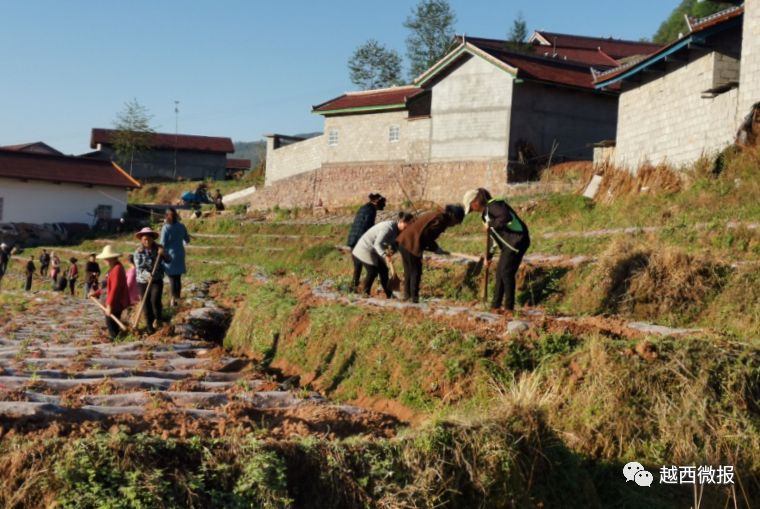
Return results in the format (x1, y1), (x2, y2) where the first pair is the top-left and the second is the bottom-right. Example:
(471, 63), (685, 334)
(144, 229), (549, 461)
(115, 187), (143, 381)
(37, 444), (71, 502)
(0, 178), (128, 224)
(98, 146), (226, 181)
(740, 0), (760, 117)
(265, 135), (325, 186)
(613, 51), (740, 171)
(510, 82), (618, 161)
(247, 161), (570, 211)
(429, 55), (513, 162)
(323, 110), (413, 164)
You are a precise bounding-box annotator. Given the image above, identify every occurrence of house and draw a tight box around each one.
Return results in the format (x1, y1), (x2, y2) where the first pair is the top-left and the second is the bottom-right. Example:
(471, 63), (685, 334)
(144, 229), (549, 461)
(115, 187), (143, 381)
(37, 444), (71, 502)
(0, 149), (140, 225)
(225, 158), (252, 179)
(594, 1), (757, 171)
(264, 31), (659, 200)
(1, 142), (64, 156)
(89, 128), (235, 181)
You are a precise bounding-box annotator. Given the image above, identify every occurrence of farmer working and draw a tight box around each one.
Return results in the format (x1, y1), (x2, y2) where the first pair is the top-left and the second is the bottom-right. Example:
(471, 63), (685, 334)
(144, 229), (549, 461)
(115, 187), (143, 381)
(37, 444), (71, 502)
(352, 212), (414, 298)
(463, 188), (530, 312)
(346, 193), (386, 292)
(160, 207), (189, 307)
(89, 245), (129, 340)
(134, 227), (171, 335)
(396, 205), (465, 303)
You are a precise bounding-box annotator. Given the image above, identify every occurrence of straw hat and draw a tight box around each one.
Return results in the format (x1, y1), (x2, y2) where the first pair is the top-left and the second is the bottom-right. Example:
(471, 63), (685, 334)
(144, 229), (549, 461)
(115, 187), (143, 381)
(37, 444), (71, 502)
(95, 245), (121, 260)
(134, 227), (159, 240)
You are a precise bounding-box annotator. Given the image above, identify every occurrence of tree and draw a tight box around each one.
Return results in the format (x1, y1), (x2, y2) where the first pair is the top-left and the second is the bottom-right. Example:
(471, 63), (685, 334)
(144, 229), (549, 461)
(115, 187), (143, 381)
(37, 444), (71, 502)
(348, 39), (403, 90)
(112, 98), (155, 176)
(653, 0), (734, 44)
(404, 0), (457, 78)
(506, 12), (530, 52)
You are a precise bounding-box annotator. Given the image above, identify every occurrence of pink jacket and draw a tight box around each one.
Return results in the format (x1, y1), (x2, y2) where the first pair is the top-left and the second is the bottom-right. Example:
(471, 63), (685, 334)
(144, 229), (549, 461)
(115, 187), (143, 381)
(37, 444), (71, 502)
(125, 266), (140, 305)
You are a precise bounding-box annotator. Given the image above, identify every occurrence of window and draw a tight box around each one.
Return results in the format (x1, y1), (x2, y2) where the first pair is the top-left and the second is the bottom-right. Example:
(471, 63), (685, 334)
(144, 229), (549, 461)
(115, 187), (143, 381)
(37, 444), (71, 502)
(389, 125), (400, 143)
(95, 205), (112, 220)
(328, 130), (339, 146)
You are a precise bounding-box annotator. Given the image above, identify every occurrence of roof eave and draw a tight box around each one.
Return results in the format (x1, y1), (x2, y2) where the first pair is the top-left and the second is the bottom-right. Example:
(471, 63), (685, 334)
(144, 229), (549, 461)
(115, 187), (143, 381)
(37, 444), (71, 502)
(314, 103), (407, 116)
(414, 42), (518, 87)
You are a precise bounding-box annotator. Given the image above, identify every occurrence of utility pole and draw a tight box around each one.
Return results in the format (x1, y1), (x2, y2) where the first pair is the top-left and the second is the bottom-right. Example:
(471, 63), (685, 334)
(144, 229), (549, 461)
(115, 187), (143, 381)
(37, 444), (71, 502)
(173, 100), (179, 179)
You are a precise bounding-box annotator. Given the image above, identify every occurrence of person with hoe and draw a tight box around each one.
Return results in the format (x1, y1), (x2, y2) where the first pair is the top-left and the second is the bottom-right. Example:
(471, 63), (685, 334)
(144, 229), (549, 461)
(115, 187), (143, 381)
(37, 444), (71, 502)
(352, 212), (414, 298)
(88, 245), (129, 340)
(84, 253), (101, 298)
(463, 188), (530, 312)
(134, 227), (171, 335)
(396, 205), (465, 303)
(346, 193), (386, 292)
(159, 207), (189, 307)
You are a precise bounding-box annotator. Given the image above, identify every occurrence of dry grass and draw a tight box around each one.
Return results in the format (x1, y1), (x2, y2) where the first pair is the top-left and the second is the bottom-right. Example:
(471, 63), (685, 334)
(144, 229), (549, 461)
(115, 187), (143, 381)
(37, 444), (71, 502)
(586, 164), (684, 204)
(568, 239), (727, 323)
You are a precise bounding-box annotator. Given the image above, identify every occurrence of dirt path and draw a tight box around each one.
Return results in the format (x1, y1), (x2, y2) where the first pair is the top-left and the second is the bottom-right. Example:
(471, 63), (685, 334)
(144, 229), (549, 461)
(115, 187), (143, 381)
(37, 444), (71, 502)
(0, 290), (396, 439)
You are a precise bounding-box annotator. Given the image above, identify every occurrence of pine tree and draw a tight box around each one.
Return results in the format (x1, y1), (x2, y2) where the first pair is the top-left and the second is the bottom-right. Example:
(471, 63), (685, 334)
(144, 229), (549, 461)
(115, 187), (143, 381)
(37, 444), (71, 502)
(404, 0), (457, 78)
(348, 39), (403, 90)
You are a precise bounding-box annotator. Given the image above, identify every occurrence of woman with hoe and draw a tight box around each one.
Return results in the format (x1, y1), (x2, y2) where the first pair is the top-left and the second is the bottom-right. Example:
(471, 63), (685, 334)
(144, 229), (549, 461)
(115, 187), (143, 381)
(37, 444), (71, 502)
(88, 245), (129, 340)
(463, 188), (530, 312)
(134, 227), (171, 335)
(160, 207), (190, 307)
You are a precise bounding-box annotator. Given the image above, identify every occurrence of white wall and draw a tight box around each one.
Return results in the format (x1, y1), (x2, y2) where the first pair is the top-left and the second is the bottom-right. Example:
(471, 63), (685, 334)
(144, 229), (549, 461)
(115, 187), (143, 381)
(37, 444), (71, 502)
(429, 55), (514, 161)
(0, 178), (128, 224)
(265, 135), (325, 186)
(613, 51), (739, 171)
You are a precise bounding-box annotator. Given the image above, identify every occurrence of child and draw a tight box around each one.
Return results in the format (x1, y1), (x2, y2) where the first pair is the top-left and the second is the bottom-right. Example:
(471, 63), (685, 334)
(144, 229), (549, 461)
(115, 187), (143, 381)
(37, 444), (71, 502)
(67, 257), (79, 296)
(25, 255), (35, 291)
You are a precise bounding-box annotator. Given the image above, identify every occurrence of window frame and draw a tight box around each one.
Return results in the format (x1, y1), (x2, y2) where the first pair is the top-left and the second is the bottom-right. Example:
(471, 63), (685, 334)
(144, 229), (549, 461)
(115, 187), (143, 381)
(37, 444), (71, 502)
(389, 125), (400, 143)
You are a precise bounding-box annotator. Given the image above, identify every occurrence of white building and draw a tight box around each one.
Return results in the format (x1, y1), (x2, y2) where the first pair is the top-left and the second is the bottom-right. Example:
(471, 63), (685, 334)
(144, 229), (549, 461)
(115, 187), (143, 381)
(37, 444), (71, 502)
(594, 1), (757, 171)
(0, 148), (140, 225)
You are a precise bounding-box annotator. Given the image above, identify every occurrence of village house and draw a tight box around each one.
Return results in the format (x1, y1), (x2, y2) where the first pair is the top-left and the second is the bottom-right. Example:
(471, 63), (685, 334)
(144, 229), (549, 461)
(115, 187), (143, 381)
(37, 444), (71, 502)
(89, 128), (235, 181)
(0, 142), (64, 156)
(594, 1), (758, 172)
(261, 31), (659, 208)
(225, 157), (252, 179)
(0, 149), (140, 225)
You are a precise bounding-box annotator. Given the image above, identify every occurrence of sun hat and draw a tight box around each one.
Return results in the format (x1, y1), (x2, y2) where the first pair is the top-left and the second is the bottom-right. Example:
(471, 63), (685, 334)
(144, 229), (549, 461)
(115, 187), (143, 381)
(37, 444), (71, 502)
(462, 189), (480, 215)
(134, 227), (159, 240)
(95, 245), (121, 260)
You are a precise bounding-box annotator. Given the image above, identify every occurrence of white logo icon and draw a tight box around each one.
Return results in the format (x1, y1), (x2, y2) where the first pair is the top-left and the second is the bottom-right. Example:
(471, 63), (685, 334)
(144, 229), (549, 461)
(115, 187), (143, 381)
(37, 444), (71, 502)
(623, 462), (653, 487)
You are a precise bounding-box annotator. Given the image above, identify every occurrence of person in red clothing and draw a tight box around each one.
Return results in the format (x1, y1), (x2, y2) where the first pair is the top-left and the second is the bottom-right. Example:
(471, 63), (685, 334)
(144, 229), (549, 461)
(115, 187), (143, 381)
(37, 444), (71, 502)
(88, 245), (129, 340)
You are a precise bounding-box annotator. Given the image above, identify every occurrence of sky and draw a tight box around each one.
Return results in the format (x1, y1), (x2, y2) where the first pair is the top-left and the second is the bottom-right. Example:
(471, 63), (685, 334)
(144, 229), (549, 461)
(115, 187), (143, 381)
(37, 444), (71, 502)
(0, 0), (679, 154)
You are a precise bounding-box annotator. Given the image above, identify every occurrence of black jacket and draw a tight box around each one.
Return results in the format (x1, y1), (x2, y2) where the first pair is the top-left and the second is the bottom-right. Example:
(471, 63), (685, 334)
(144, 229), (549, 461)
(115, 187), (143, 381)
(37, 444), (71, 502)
(347, 203), (377, 248)
(483, 200), (529, 259)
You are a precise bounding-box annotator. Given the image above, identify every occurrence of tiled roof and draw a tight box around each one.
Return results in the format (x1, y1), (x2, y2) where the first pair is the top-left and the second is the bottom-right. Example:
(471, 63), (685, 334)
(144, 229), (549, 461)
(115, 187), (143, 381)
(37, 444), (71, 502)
(91, 128), (234, 153)
(533, 47), (621, 67)
(1, 142), (63, 156)
(313, 86), (423, 114)
(532, 31), (662, 60)
(0, 149), (140, 189)
(465, 39), (601, 90)
(225, 158), (251, 169)
(595, 5), (743, 87)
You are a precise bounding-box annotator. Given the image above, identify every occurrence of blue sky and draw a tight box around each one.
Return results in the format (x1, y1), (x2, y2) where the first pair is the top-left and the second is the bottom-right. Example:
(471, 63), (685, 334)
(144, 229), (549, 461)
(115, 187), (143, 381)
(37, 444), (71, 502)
(0, 1), (678, 154)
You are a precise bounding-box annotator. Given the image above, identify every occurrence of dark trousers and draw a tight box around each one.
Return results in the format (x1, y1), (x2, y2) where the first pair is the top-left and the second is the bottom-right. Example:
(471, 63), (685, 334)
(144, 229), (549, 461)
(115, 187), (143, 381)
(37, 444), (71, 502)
(351, 255), (364, 291)
(137, 280), (164, 333)
(399, 245), (423, 303)
(40, 264), (48, 277)
(168, 275), (182, 300)
(492, 237), (530, 310)
(105, 308), (124, 340)
(25, 274), (33, 291)
(68, 278), (77, 296)
(362, 258), (392, 298)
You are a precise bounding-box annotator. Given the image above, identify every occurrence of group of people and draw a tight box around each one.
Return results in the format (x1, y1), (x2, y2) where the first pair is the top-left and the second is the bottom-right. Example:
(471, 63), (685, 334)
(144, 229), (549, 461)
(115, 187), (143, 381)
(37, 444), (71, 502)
(90, 207), (190, 339)
(348, 188), (530, 311)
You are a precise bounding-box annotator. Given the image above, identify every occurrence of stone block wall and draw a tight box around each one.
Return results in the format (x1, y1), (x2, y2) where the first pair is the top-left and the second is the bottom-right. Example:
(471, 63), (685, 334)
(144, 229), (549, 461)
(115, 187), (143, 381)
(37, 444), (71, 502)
(613, 52), (739, 171)
(265, 134), (325, 186)
(246, 160), (574, 211)
(323, 110), (411, 165)
(740, 0), (760, 117)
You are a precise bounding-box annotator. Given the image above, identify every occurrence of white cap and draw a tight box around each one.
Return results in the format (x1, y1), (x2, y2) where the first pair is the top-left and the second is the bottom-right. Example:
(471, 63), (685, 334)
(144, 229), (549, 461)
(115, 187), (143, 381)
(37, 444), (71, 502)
(462, 189), (479, 215)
